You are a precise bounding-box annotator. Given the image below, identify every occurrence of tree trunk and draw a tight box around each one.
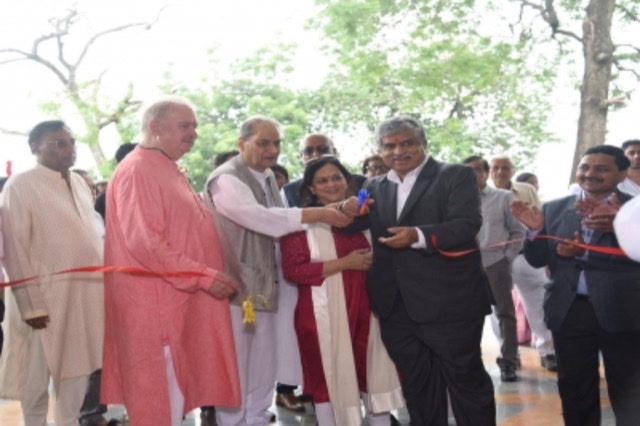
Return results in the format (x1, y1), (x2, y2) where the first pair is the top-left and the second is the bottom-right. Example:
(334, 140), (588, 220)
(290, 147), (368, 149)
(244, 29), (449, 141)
(570, 0), (616, 183)
(88, 142), (107, 169)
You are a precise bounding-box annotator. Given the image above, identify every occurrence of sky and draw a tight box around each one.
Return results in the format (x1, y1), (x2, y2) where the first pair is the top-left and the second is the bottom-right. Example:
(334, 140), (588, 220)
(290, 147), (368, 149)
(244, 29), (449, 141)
(0, 0), (638, 200)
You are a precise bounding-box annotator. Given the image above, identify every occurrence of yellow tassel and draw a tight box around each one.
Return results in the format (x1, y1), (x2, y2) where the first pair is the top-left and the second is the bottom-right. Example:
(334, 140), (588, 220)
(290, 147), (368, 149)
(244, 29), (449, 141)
(242, 295), (256, 324)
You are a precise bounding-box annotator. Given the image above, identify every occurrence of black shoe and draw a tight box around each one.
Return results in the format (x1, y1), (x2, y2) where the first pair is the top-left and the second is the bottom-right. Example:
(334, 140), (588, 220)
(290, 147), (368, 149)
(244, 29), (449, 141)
(541, 354), (558, 372)
(497, 357), (518, 382)
(390, 413), (401, 425)
(200, 407), (217, 426)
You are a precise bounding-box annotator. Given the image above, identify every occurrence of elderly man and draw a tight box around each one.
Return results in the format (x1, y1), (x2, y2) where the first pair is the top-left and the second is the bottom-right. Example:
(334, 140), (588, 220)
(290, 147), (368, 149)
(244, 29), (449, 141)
(490, 154), (557, 371)
(463, 155), (525, 382)
(102, 96), (241, 426)
(346, 117), (495, 425)
(204, 116), (352, 426)
(0, 120), (104, 426)
(512, 145), (640, 426)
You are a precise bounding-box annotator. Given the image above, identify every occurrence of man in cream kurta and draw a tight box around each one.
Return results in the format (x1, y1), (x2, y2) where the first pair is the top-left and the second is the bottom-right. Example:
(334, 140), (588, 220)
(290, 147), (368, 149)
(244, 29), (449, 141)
(0, 120), (104, 426)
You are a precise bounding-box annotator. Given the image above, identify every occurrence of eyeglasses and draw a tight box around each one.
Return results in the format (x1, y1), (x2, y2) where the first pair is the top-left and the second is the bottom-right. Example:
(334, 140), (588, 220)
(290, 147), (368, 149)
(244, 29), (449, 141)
(44, 139), (76, 149)
(302, 145), (331, 156)
(366, 165), (388, 172)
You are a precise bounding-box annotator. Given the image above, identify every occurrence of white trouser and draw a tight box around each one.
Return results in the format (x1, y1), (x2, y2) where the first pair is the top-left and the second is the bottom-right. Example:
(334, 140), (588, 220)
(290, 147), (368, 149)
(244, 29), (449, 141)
(21, 333), (89, 426)
(164, 345), (185, 426)
(314, 393), (392, 426)
(512, 254), (555, 356)
(216, 305), (277, 426)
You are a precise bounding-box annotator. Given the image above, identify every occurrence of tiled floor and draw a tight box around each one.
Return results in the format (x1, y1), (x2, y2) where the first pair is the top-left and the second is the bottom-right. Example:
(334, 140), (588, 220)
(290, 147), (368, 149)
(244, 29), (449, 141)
(0, 318), (614, 425)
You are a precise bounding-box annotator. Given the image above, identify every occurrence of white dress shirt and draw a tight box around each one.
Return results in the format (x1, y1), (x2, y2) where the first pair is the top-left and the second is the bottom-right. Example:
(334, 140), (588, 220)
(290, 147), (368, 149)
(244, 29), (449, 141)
(385, 156), (429, 248)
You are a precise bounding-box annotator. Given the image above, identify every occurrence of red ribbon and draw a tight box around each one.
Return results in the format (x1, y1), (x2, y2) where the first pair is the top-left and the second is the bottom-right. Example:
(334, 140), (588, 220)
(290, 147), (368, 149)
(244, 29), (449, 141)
(1, 266), (211, 289)
(1, 235), (627, 288)
(432, 234), (626, 258)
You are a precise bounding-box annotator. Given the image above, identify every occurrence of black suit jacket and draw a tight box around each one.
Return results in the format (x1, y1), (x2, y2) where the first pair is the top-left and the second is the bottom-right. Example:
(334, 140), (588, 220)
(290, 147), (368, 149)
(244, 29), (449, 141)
(361, 157), (491, 323)
(283, 174), (367, 207)
(524, 190), (640, 332)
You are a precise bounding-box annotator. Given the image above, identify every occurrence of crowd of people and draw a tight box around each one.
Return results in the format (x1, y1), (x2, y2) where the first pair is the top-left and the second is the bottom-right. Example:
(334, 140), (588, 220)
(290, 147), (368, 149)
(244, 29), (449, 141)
(0, 95), (639, 426)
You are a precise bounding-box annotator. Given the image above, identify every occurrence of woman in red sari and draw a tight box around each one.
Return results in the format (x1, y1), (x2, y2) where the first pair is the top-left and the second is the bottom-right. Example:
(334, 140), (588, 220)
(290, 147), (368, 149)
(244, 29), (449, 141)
(281, 156), (403, 426)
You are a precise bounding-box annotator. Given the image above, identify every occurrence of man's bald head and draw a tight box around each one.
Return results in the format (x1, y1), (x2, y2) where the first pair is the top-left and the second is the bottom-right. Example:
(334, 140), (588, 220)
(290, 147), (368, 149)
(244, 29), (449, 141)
(300, 133), (336, 164)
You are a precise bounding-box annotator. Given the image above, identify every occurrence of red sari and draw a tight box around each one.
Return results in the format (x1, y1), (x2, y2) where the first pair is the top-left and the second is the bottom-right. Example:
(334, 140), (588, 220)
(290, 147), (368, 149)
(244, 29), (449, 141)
(281, 228), (372, 403)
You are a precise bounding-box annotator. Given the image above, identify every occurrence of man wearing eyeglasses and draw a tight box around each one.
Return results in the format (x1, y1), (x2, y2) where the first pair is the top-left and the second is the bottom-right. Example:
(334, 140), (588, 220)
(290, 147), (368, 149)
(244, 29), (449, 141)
(0, 120), (105, 426)
(282, 134), (367, 208)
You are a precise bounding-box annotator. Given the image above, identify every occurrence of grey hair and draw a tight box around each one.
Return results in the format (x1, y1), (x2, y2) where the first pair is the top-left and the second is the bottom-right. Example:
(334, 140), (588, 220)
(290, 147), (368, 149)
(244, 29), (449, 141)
(141, 96), (196, 134)
(374, 117), (427, 148)
(299, 133), (335, 151)
(489, 153), (514, 169)
(239, 115), (281, 141)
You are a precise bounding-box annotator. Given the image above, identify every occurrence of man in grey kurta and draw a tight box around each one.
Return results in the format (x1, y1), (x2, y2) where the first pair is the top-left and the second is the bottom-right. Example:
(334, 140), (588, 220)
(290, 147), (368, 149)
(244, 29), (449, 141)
(0, 120), (104, 426)
(464, 156), (524, 382)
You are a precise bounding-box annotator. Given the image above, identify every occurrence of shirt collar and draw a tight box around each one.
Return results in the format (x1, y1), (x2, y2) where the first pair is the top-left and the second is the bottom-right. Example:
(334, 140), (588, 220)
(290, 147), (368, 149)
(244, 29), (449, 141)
(35, 162), (69, 180)
(387, 155), (429, 184)
(248, 166), (271, 183)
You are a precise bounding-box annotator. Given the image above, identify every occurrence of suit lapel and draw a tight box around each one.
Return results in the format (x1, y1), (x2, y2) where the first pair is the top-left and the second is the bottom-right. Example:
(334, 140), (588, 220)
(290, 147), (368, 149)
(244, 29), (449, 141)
(398, 158), (438, 224)
(378, 177), (398, 227)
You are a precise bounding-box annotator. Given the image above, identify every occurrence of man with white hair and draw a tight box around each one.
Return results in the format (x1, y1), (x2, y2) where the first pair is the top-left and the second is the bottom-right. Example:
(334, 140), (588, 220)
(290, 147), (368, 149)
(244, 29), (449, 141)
(490, 154), (557, 371)
(205, 117), (353, 426)
(102, 96), (241, 426)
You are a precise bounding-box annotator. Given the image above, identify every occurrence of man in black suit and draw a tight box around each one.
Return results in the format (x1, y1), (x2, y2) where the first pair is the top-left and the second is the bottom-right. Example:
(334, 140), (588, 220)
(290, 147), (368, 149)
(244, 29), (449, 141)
(346, 117), (495, 426)
(512, 145), (640, 426)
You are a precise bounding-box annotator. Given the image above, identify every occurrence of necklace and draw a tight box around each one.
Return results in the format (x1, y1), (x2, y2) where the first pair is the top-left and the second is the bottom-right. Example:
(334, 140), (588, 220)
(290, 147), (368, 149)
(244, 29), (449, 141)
(139, 145), (173, 161)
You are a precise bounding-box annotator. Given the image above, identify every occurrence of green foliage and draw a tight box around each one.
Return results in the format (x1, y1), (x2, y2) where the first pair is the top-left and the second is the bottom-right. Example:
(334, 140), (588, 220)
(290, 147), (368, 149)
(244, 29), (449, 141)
(312, 0), (559, 168)
(162, 46), (320, 189)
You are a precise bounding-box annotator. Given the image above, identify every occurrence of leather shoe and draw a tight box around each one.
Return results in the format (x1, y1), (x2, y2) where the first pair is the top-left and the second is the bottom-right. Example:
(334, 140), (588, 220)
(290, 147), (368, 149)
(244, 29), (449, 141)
(275, 392), (306, 412)
(200, 407), (217, 426)
(497, 357), (518, 382)
(541, 354), (558, 372)
(390, 413), (400, 425)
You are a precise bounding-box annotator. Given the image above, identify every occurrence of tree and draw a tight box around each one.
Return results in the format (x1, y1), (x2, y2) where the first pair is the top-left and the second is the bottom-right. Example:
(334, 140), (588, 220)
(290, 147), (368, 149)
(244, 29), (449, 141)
(311, 0), (559, 167)
(162, 45), (326, 189)
(513, 0), (640, 181)
(0, 7), (163, 174)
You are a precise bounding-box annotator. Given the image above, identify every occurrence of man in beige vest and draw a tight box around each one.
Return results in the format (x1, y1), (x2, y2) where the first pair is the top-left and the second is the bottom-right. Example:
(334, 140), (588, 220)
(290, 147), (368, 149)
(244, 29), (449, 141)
(204, 116), (353, 426)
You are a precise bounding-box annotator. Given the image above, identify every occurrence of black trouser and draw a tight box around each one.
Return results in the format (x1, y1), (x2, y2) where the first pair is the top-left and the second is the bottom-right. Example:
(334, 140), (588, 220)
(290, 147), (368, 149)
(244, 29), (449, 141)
(79, 370), (108, 425)
(380, 297), (496, 426)
(553, 296), (640, 426)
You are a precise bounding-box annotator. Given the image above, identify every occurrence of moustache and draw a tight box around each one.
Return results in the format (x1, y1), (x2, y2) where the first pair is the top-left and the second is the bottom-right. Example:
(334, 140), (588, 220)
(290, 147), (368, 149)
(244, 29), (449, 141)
(390, 153), (413, 161)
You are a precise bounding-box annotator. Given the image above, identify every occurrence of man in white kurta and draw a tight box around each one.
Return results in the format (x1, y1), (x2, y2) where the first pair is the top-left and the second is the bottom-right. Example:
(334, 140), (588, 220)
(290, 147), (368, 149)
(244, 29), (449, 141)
(204, 116), (353, 426)
(0, 120), (104, 426)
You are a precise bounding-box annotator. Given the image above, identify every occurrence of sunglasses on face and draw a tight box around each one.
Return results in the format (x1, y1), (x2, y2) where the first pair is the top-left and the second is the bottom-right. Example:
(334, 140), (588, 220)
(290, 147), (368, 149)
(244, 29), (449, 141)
(302, 145), (331, 156)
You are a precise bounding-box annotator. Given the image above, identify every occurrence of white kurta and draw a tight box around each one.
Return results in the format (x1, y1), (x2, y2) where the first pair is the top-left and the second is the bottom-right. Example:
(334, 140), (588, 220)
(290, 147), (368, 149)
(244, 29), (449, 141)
(0, 164), (104, 398)
(210, 173), (304, 387)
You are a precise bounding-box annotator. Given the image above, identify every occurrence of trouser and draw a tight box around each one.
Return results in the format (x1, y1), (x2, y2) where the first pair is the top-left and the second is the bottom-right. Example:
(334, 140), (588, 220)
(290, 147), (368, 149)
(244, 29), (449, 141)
(78, 370), (108, 426)
(314, 393), (391, 426)
(485, 258), (518, 363)
(553, 297), (640, 426)
(216, 305), (277, 426)
(21, 333), (89, 426)
(380, 297), (496, 426)
(164, 345), (185, 426)
(512, 254), (554, 356)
